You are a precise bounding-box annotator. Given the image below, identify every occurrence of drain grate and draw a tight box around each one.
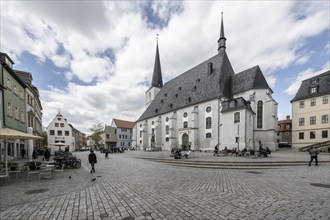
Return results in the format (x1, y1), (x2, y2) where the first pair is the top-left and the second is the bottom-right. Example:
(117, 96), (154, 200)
(100, 212), (109, 218)
(310, 183), (330, 188)
(122, 216), (135, 220)
(245, 171), (263, 175)
(25, 189), (49, 195)
(143, 212), (151, 216)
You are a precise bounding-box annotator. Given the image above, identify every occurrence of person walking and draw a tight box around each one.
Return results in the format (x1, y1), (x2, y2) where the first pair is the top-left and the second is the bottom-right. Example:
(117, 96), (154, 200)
(88, 149), (97, 173)
(214, 144), (219, 156)
(308, 146), (319, 166)
(105, 149), (109, 159)
(44, 148), (51, 161)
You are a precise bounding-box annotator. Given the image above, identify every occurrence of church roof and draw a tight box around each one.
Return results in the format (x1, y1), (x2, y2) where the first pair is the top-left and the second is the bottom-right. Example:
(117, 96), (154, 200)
(151, 43), (163, 88)
(137, 49), (235, 121)
(231, 65), (271, 94)
(221, 97), (255, 114)
(291, 70), (330, 102)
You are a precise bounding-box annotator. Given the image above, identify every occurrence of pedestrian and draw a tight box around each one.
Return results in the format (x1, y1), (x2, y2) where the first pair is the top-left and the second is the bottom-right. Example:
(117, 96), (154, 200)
(32, 149), (38, 159)
(44, 148), (51, 161)
(88, 149), (97, 173)
(308, 146), (319, 166)
(105, 149), (109, 159)
(214, 144), (219, 156)
(20, 148), (26, 158)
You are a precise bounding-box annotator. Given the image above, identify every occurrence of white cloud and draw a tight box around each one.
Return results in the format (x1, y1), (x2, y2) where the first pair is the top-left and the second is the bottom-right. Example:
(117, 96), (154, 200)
(1, 1), (329, 134)
(284, 61), (330, 96)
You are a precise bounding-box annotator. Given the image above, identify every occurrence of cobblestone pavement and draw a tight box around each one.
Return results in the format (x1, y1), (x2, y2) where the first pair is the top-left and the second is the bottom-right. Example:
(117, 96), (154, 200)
(0, 150), (329, 220)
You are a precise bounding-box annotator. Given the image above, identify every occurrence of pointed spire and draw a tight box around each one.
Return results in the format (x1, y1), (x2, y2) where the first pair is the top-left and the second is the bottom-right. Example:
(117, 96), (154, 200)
(217, 11), (226, 52)
(151, 34), (163, 88)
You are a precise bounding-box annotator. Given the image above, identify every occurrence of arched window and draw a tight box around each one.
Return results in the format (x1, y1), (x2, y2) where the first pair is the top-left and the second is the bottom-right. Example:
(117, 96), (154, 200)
(257, 101), (263, 128)
(183, 121), (188, 128)
(206, 106), (212, 113)
(206, 133), (211, 138)
(234, 112), (240, 123)
(165, 125), (169, 134)
(166, 117), (169, 122)
(206, 117), (212, 129)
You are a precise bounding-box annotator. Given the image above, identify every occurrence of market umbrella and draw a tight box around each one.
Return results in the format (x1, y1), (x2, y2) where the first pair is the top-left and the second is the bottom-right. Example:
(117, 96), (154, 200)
(0, 128), (43, 176)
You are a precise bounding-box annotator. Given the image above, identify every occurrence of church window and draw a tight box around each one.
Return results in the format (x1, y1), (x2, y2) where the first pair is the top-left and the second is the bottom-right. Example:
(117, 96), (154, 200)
(183, 121), (188, 128)
(206, 106), (212, 113)
(257, 101), (263, 128)
(140, 131), (142, 137)
(234, 112), (240, 123)
(206, 117), (212, 129)
(152, 128), (155, 135)
(166, 117), (169, 122)
(183, 112), (188, 118)
(165, 125), (169, 134)
(207, 62), (213, 75)
(206, 133), (211, 138)
(152, 121), (154, 125)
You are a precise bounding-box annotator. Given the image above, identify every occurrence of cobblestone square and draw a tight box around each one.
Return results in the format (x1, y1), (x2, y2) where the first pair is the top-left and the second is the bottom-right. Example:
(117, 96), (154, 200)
(0, 151), (329, 220)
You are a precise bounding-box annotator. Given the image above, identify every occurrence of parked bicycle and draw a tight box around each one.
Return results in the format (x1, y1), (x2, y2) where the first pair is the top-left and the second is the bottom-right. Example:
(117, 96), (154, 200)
(53, 155), (81, 169)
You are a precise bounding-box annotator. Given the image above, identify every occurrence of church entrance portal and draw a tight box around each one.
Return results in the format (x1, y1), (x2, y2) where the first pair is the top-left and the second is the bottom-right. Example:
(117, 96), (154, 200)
(182, 133), (189, 149)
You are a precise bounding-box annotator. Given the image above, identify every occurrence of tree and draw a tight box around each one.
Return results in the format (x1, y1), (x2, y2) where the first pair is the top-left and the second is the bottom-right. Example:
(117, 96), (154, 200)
(42, 131), (48, 147)
(90, 123), (104, 147)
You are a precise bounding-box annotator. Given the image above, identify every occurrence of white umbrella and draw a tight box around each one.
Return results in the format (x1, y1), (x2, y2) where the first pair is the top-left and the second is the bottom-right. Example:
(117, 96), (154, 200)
(0, 128), (43, 176)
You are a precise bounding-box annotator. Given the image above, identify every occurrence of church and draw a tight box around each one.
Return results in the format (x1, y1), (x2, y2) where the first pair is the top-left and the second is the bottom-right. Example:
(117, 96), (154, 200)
(133, 14), (278, 152)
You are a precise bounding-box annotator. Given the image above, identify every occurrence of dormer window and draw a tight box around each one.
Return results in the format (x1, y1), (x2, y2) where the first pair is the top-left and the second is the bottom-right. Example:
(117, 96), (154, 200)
(196, 78), (200, 83)
(178, 87), (182, 91)
(164, 93), (167, 97)
(310, 87), (317, 94)
(311, 79), (318, 85)
(193, 86), (197, 91)
(175, 94), (178, 98)
(169, 103), (173, 108)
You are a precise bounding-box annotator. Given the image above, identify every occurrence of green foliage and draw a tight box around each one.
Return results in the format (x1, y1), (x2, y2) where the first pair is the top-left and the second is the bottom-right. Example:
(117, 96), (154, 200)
(89, 123), (104, 145)
(42, 131), (48, 147)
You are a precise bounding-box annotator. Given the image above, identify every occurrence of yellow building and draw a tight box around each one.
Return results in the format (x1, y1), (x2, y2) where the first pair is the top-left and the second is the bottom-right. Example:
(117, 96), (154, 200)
(291, 70), (330, 150)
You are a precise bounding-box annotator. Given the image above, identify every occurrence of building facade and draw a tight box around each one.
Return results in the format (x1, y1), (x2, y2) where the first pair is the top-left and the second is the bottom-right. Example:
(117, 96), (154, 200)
(291, 71), (330, 149)
(15, 70), (43, 150)
(133, 14), (278, 152)
(47, 112), (75, 153)
(0, 52), (27, 160)
(277, 115), (292, 145)
(110, 119), (135, 149)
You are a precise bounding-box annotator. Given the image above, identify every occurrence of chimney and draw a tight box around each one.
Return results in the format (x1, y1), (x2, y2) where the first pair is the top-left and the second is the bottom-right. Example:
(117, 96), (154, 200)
(286, 115), (290, 120)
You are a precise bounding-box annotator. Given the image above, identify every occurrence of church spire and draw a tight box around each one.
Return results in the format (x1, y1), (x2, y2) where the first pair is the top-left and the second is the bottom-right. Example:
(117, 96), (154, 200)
(217, 11), (226, 52)
(151, 34), (163, 88)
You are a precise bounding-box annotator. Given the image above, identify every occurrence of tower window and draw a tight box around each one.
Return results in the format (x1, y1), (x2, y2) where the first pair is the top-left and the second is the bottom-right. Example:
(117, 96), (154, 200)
(206, 117), (212, 129)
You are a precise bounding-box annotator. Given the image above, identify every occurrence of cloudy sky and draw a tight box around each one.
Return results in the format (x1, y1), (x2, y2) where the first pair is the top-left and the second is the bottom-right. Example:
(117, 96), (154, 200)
(1, 1), (329, 134)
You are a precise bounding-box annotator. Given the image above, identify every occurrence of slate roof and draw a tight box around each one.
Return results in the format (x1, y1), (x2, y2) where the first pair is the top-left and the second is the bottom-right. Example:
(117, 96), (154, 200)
(221, 97), (255, 114)
(291, 70), (330, 102)
(137, 49), (235, 121)
(151, 43), (163, 88)
(231, 65), (271, 94)
(113, 119), (135, 129)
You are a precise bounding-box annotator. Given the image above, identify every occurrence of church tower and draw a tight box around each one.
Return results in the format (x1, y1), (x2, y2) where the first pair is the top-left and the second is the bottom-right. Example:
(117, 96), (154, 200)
(146, 36), (163, 107)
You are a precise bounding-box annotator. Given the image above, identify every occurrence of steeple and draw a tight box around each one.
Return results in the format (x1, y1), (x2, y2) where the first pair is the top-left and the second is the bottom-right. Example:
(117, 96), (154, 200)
(151, 35), (163, 88)
(217, 11), (226, 52)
